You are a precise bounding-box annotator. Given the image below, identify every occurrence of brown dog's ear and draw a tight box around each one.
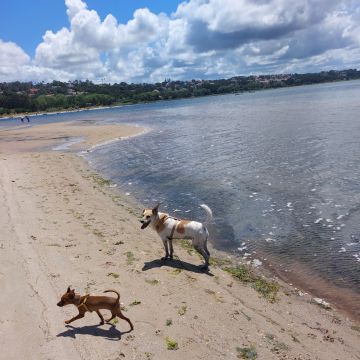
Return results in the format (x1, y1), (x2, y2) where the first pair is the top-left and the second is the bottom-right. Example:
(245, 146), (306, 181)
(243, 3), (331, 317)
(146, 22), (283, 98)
(68, 290), (75, 299)
(152, 203), (160, 215)
(67, 286), (71, 293)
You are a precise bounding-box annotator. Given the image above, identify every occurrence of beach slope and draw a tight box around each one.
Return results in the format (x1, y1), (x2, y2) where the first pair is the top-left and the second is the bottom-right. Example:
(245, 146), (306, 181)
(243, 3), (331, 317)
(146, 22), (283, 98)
(0, 122), (359, 360)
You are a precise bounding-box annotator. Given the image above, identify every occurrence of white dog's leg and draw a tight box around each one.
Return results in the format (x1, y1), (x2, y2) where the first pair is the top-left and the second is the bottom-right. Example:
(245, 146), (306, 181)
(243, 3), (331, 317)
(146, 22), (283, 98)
(168, 239), (174, 259)
(204, 236), (210, 256)
(162, 238), (170, 260)
(193, 238), (210, 270)
(199, 248), (210, 269)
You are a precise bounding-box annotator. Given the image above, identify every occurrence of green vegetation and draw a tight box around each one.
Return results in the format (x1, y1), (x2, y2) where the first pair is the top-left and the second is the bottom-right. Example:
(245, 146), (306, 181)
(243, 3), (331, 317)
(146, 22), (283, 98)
(236, 345), (257, 359)
(129, 300), (141, 306)
(209, 256), (232, 267)
(88, 173), (112, 187)
(1, 69), (359, 115)
(166, 319), (173, 326)
(125, 251), (135, 265)
(179, 239), (195, 255)
(178, 305), (187, 316)
(224, 265), (279, 302)
(92, 229), (105, 238)
(107, 272), (120, 279)
(145, 279), (159, 285)
(110, 318), (118, 325)
(170, 268), (182, 275)
(265, 333), (289, 352)
(165, 337), (179, 350)
(114, 240), (124, 245)
(224, 265), (253, 282)
(351, 325), (360, 332)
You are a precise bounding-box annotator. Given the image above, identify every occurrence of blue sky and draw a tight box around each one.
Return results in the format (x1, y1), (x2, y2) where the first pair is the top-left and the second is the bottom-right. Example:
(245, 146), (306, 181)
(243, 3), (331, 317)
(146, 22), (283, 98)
(1, 1), (182, 57)
(0, 0), (359, 83)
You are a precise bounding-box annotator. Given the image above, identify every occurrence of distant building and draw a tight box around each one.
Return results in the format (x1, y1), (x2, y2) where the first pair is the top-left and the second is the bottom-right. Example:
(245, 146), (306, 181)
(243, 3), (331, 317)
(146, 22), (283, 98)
(29, 88), (39, 95)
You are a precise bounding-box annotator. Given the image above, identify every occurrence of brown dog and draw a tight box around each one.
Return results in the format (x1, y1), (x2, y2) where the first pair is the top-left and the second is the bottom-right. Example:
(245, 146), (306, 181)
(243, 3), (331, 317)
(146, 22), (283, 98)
(57, 286), (133, 331)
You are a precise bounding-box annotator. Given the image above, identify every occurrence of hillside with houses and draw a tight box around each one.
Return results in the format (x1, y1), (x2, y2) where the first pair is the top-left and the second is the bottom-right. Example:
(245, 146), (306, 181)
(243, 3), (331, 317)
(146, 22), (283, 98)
(1, 69), (359, 116)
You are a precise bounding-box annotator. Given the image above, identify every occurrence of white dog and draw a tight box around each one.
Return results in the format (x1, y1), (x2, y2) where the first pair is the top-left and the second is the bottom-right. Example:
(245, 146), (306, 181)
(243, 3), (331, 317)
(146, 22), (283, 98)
(140, 204), (213, 270)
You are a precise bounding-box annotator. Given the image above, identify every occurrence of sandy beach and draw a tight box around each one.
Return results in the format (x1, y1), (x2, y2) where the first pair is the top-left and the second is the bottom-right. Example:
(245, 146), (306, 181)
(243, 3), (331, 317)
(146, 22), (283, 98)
(0, 121), (359, 360)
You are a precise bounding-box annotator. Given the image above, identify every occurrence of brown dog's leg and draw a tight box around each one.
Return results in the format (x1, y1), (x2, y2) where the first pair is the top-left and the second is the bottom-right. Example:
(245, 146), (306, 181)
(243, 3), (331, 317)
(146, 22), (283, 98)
(105, 313), (116, 323)
(106, 310), (133, 331)
(117, 311), (134, 331)
(65, 312), (85, 324)
(96, 310), (105, 325)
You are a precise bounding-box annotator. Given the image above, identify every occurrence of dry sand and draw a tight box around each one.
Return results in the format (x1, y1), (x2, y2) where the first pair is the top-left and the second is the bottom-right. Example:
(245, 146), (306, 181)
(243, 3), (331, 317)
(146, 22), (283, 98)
(0, 121), (359, 360)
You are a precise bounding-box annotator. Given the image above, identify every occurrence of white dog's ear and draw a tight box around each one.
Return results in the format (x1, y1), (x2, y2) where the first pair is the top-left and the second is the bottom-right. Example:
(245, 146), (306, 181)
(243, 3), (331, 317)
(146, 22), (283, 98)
(152, 203), (159, 215)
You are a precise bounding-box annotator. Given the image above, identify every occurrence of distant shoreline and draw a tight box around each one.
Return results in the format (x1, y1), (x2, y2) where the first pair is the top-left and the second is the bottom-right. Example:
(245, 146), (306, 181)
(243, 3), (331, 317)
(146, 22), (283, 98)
(0, 104), (125, 121)
(1, 75), (359, 120)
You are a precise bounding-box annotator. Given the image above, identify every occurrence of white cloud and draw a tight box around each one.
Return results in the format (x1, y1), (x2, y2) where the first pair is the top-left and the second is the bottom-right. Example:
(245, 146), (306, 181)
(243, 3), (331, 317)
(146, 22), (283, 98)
(35, 28), (103, 73)
(0, 39), (78, 82)
(177, 0), (327, 33)
(0, 40), (30, 66)
(0, 0), (359, 83)
(0, 40), (31, 81)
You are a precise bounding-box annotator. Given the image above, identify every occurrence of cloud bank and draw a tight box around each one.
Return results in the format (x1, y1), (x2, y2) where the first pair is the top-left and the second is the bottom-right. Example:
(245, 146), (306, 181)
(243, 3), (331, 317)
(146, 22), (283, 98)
(1, 0), (359, 83)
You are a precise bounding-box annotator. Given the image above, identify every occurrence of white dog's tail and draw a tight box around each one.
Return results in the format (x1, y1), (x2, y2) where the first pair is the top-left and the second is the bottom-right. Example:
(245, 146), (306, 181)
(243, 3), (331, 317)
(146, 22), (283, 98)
(200, 204), (213, 224)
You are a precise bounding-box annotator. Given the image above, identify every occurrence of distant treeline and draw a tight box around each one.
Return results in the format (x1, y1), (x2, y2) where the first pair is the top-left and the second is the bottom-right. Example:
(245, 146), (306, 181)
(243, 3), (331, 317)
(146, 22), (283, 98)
(1, 69), (359, 115)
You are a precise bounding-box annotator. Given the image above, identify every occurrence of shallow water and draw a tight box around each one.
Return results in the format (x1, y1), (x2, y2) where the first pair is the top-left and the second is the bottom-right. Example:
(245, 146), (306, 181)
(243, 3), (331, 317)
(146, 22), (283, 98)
(2, 81), (360, 317)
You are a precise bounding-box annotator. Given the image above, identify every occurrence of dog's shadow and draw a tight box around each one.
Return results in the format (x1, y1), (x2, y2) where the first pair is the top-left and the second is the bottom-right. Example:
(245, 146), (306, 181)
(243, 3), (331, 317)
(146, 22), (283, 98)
(57, 324), (131, 341)
(142, 258), (214, 276)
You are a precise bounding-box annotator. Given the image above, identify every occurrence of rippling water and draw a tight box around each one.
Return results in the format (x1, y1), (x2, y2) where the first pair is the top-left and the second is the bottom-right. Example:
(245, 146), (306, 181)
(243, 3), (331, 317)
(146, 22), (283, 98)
(87, 81), (360, 318)
(3, 81), (359, 317)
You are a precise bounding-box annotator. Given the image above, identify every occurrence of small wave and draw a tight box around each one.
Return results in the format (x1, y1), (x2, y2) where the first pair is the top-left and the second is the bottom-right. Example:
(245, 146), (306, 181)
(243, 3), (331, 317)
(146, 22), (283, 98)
(252, 259), (262, 267)
(52, 137), (84, 151)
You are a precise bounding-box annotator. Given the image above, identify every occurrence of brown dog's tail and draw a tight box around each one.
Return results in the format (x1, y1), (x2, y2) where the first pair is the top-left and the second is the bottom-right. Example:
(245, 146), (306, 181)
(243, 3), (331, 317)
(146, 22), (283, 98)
(104, 289), (120, 303)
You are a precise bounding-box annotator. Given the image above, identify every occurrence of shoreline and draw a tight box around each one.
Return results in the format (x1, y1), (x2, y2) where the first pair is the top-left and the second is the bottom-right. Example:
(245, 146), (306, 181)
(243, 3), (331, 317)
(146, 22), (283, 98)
(0, 122), (359, 359)
(253, 251), (360, 322)
(75, 122), (360, 324)
(0, 120), (144, 154)
(0, 104), (125, 121)
(2, 78), (359, 121)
